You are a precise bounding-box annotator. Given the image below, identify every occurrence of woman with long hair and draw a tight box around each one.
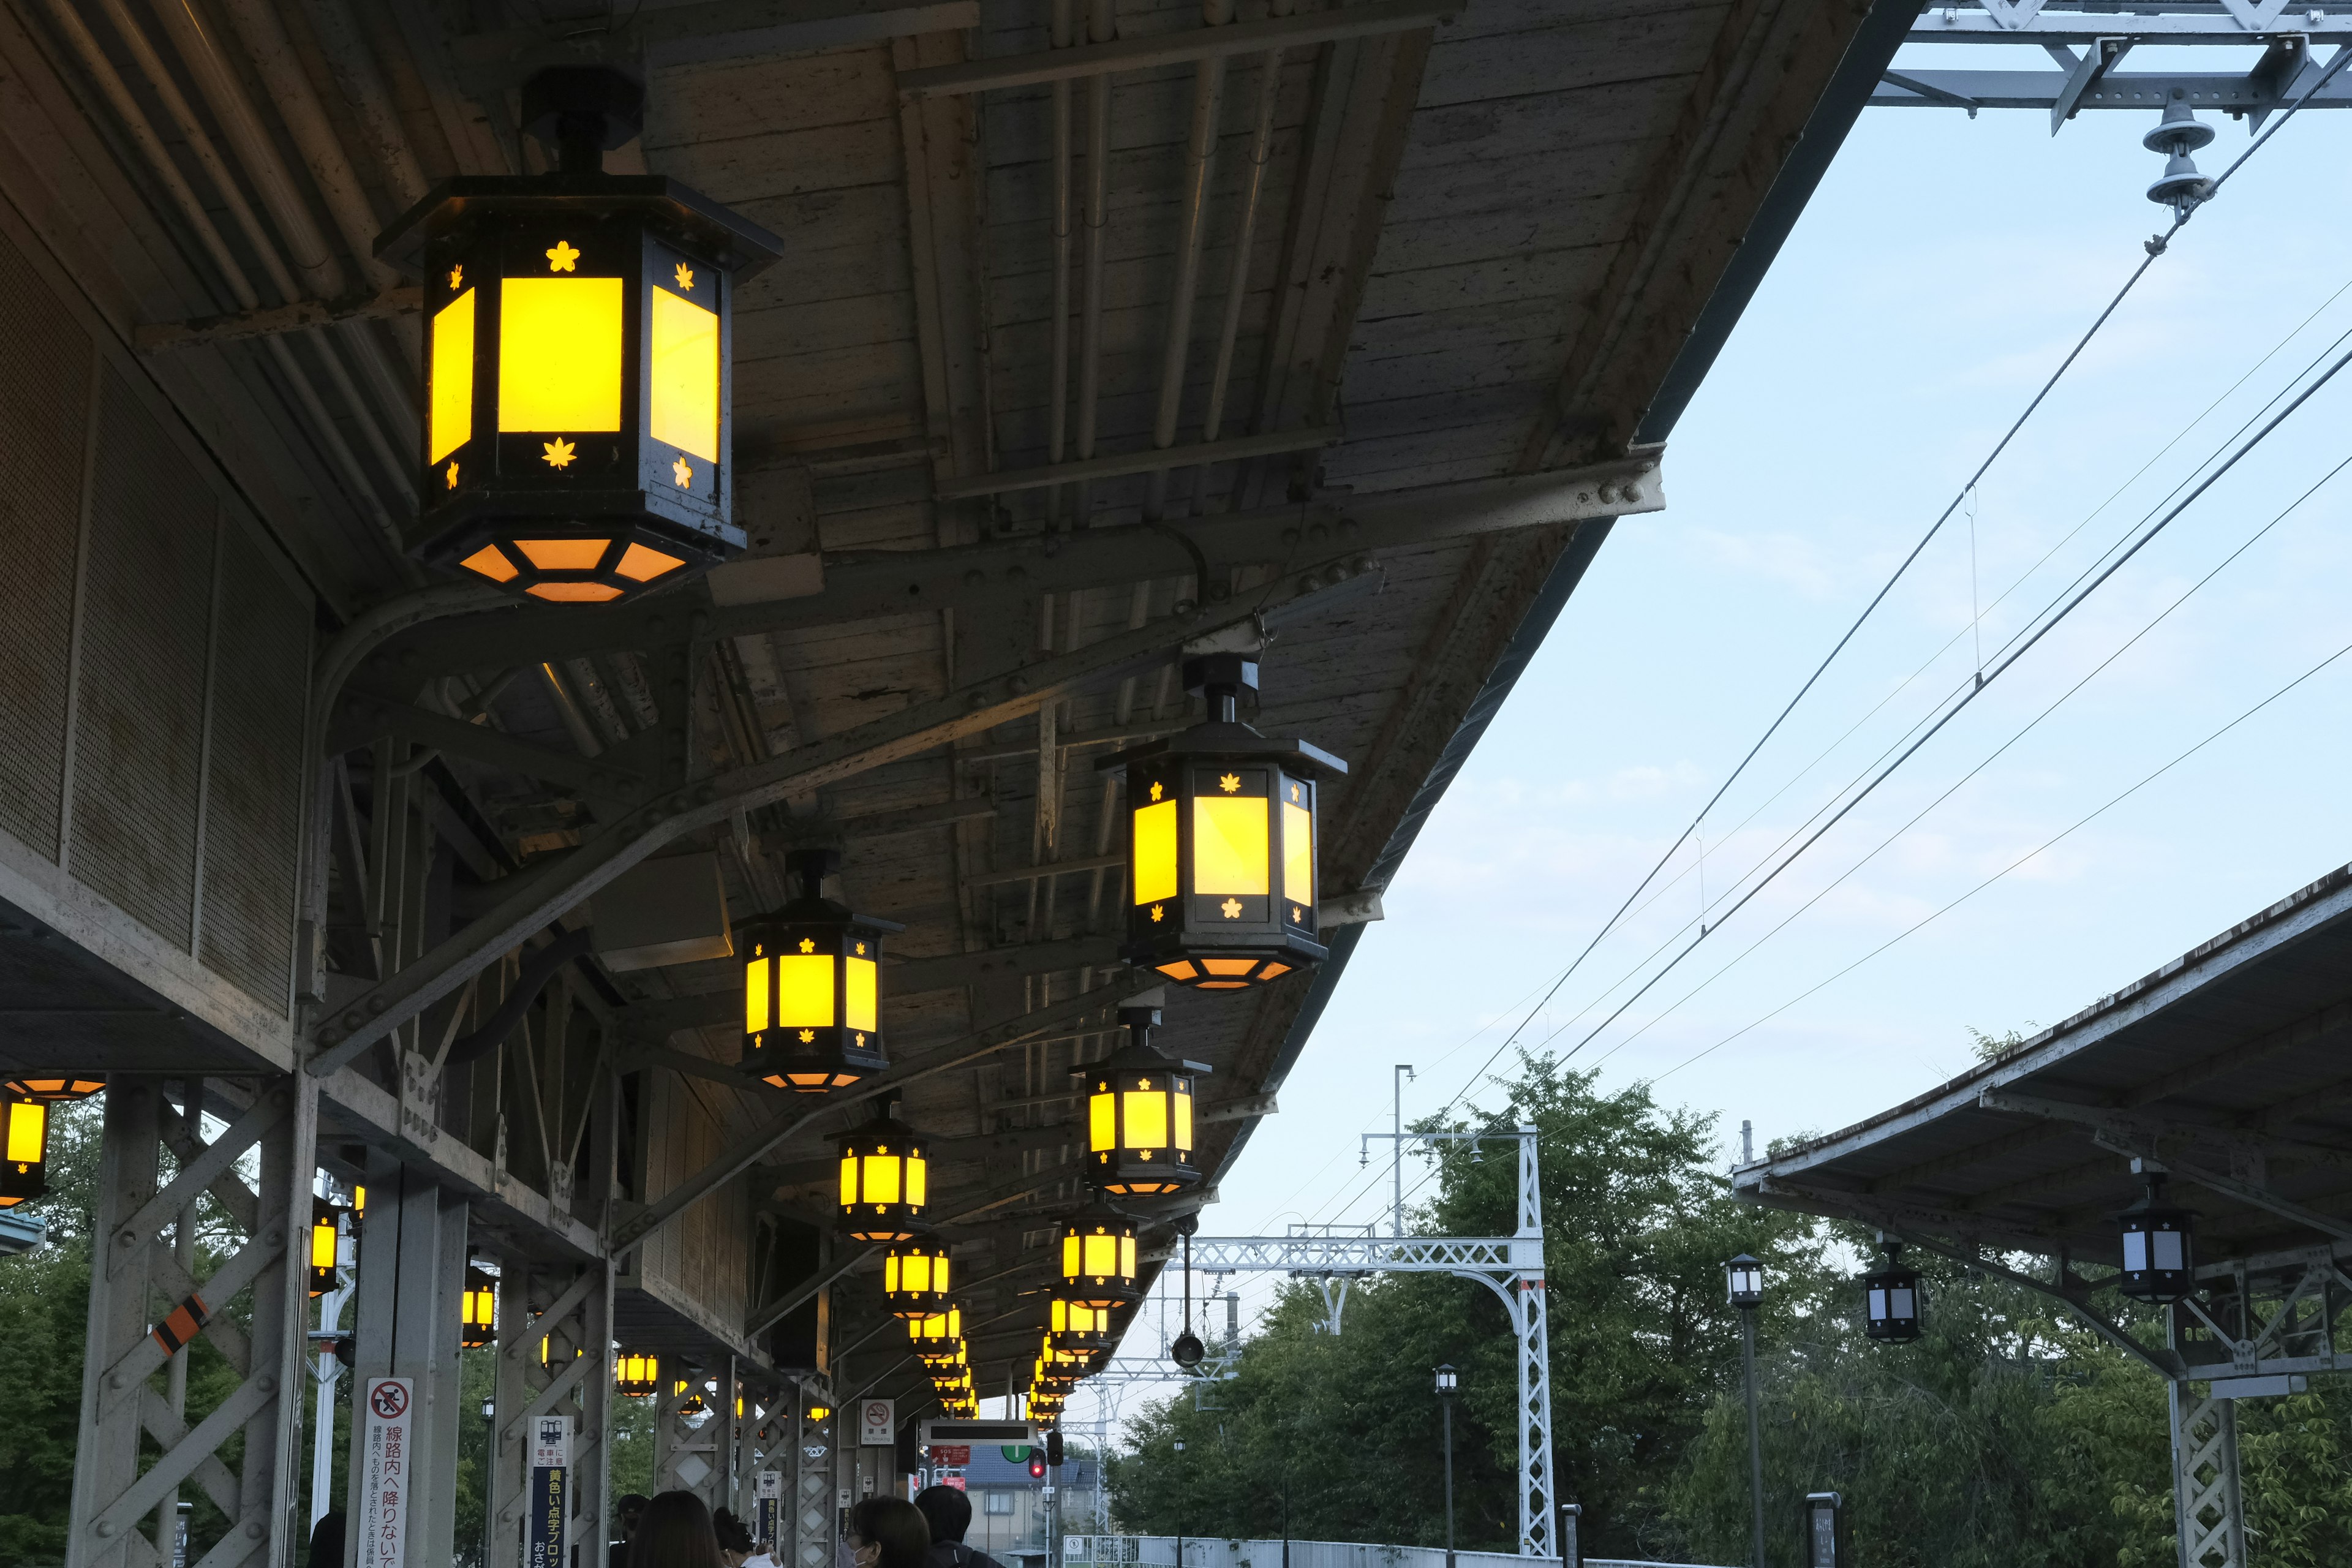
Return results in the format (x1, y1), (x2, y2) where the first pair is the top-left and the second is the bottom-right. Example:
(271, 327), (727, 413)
(846, 1496), (930, 1568)
(631, 1490), (726, 1568)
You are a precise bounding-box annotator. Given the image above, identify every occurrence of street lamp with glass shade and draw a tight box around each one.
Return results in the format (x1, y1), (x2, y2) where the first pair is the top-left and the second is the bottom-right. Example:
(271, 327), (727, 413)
(1101, 654), (1347, 990)
(614, 1351), (660, 1398)
(1434, 1365), (1460, 1568)
(1724, 1254), (1765, 1310)
(1054, 1205), (1140, 1309)
(2118, 1169), (2195, 1304)
(1725, 1254), (1768, 1568)
(460, 1265), (499, 1348)
(374, 66), (782, 603)
(835, 1100), (928, 1242)
(1084, 994), (1209, 1197)
(883, 1238), (952, 1317)
(1862, 1239), (1921, 1343)
(741, 849), (904, 1093)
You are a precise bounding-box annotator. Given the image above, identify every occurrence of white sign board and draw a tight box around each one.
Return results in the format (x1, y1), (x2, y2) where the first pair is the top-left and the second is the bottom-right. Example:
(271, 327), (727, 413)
(859, 1398), (895, 1447)
(356, 1377), (415, 1568)
(531, 1414), (572, 1471)
(757, 1471), (782, 1499)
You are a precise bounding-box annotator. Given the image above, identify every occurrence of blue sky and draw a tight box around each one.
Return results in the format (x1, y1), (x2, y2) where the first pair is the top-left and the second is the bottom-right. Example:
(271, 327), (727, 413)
(1097, 76), (2352, 1366)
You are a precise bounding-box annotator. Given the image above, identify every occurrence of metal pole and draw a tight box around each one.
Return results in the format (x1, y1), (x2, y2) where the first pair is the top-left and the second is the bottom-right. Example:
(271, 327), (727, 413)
(1393, 1065), (1414, 1237)
(1441, 1396), (1455, 1568)
(1741, 1308), (1766, 1568)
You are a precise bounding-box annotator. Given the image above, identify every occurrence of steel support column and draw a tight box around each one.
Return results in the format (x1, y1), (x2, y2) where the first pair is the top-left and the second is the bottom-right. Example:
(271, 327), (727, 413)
(2169, 1376), (2247, 1568)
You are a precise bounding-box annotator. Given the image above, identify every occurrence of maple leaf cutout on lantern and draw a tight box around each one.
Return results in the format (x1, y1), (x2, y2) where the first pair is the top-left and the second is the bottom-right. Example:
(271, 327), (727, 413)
(799, 1030), (816, 1044)
(1218, 773), (1241, 793)
(541, 437), (576, 469)
(1150, 904), (1164, 923)
(448, 264), (463, 290)
(674, 262), (695, 292)
(546, 239), (581, 272)
(445, 461), (460, 490)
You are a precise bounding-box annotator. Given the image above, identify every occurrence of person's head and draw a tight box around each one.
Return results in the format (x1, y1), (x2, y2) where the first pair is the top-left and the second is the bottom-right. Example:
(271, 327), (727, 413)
(307, 1512), (345, 1568)
(848, 1496), (929, 1568)
(913, 1486), (973, 1547)
(631, 1491), (724, 1568)
(618, 1494), (652, 1539)
(713, 1507), (755, 1566)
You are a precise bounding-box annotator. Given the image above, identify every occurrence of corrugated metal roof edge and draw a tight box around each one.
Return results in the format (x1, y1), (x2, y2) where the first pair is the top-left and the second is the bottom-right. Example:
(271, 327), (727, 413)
(1733, 859), (2352, 1183)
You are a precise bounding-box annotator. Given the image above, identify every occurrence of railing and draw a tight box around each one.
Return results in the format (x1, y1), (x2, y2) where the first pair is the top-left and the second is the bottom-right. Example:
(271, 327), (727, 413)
(1061, 1536), (1732, 1568)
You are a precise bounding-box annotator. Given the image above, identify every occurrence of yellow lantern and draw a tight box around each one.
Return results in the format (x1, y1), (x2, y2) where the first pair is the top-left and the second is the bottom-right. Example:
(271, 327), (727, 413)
(1084, 997), (1207, 1196)
(1033, 1354), (1079, 1394)
(304, 1197), (341, 1297)
(883, 1238), (952, 1317)
(1054, 1205), (1139, 1310)
(908, 1306), (963, 1364)
(1102, 654), (1345, 990)
(460, 1265), (497, 1348)
(741, 851), (903, 1093)
(1, 1076), (102, 1102)
(615, 1351), (660, 1398)
(1050, 1298), (1116, 1355)
(0, 1092), (47, 1209)
(374, 67), (780, 603)
(537, 1321), (582, 1370)
(835, 1102), (927, 1242)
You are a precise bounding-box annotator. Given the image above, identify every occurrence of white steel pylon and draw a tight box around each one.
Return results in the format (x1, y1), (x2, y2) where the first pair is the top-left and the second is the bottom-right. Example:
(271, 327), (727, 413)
(1180, 1124), (1556, 1556)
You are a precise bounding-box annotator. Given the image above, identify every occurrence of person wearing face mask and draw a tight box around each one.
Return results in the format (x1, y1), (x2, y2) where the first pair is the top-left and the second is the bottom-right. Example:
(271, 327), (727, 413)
(846, 1496), (930, 1568)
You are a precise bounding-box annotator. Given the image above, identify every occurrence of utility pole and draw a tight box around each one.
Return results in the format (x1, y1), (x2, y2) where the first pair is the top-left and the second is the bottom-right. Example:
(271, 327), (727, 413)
(1393, 1064), (1415, 1235)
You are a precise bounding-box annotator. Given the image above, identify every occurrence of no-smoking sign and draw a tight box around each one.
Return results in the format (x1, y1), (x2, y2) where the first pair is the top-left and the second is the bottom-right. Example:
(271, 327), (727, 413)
(858, 1398), (894, 1447)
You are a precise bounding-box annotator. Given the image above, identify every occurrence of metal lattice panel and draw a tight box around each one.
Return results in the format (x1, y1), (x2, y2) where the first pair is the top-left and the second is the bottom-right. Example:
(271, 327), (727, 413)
(0, 223), (91, 862)
(195, 521), (310, 1012)
(69, 371), (217, 952)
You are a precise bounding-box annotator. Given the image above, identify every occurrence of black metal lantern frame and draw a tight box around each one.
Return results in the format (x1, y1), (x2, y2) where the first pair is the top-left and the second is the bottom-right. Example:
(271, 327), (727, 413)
(1054, 1204), (1141, 1310)
(375, 67), (781, 604)
(0, 1090), (47, 1209)
(835, 1099), (928, 1243)
(2118, 1172), (2195, 1305)
(461, 1264), (499, 1349)
(1049, 1297), (1118, 1355)
(742, 850), (903, 1094)
(883, 1238), (952, 1317)
(1084, 998), (1210, 1197)
(1725, 1253), (1765, 1310)
(908, 1306), (963, 1363)
(1861, 1240), (1921, 1343)
(2, 1075), (103, 1103)
(1101, 654), (1347, 990)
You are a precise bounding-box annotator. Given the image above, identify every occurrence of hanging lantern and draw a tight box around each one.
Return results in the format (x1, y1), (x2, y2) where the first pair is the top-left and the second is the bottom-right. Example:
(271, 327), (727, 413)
(537, 1322), (582, 1370)
(2119, 1172), (2195, 1304)
(1101, 654), (1346, 990)
(0, 1091), (48, 1209)
(614, 1351), (661, 1398)
(1049, 1298), (1116, 1355)
(461, 1265), (499, 1348)
(305, 1197), (341, 1297)
(1033, 1353), (1080, 1393)
(1054, 1205), (1140, 1310)
(373, 66), (781, 603)
(1, 1075), (103, 1102)
(1083, 996), (1208, 1196)
(883, 1238), (952, 1317)
(1862, 1240), (1921, 1343)
(1724, 1254), (1765, 1311)
(741, 850), (904, 1093)
(835, 1101), (927, 1242)
(805, 1399), (834, 1424)
(908, 1306), (963, 1363)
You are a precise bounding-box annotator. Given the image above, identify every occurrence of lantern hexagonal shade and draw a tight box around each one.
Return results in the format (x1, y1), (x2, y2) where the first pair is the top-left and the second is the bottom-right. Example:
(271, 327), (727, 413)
(461, 1265), (499, 1348)
(374, 67), (781, 604)
(1054, 1205), (1140, 1309)
(1049, 1298), (1117, 1355)
(1084, 997), (1208, 1197)
(0, 1092), (48, 1209)
(883, 1238), (952, 1317)
(614, 1351), (661, 1398)
(908, 1306), (964, 1363)
(2, 1076), (103, 1103)
(1862, 1243), (1921, 1343)
(1101, 655), (1346, 990)
(307, 1198), (341, 1298)
(741, 850), (903, 1093)
(2119, 1174), (2195, 1304)
(835, 1102), (928, 1242)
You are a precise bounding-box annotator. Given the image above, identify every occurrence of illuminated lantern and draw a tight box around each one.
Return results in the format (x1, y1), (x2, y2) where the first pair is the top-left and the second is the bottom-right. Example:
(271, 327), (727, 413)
(461, 1265), (498, 1348)
(805, 1400), (834, 1423)
(0, 1092), (48, 1209)
(1, 1076), (102, 1102)
(1049, 1298), (1116, 1355)
(1101, 654), (1345, 990)
(1054, 1205), (1139, 1310)
(908, 1307), (963, 1364)
(306, 1198), (341, 1297)
(614, 1351), (660, 1398)
(1084, 997), (1207, 1196)
(741, 850), (903, 1093)
(373, 66), (781, 603)
(537, 1322), (582, 1370)
(836, 1101), (927, 1242)
(2119, 1174), (2195, 1305)
(1861, 1240), (1921, 1343)
(883, 1238), (952, 1317)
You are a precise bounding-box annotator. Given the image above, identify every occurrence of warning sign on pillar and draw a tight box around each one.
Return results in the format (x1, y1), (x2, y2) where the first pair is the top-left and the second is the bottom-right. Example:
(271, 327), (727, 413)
(357, 1378), (414, 1568)
(859, 1398), (895, 1447)
(529, 1414), (573, 1568)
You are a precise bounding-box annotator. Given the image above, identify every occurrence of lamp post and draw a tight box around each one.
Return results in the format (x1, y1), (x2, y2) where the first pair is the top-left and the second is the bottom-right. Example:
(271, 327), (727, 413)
(1434, 1365), (1458, 1568)
(1725, 1256), (1766, 1568)
(480, 1396), (496, 1568)
(1172, 1439), (1187, 1568)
